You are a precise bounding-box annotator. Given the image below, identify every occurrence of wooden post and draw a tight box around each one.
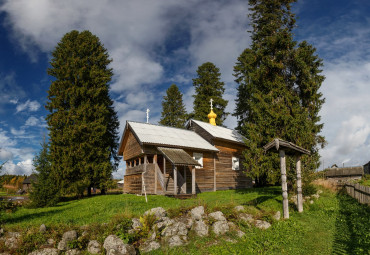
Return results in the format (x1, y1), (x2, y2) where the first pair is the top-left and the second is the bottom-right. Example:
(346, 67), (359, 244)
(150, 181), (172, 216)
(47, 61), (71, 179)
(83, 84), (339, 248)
(279, 150), (289, 219)
(154, 154), (157, 194)
(139, 157), (141, 165)
(296, 156), (303, 213)
(213, 153), (216, 192)
(163, 157), (166, 176)
(173, 165), (177, 195)
(183, 166), (187, 193)
(192, 166), (196, 194)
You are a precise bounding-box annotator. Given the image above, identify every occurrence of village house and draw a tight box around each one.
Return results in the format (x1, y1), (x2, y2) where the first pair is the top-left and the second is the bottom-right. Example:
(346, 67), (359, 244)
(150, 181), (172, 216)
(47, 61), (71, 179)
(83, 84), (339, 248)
(117, 105), (252, 196)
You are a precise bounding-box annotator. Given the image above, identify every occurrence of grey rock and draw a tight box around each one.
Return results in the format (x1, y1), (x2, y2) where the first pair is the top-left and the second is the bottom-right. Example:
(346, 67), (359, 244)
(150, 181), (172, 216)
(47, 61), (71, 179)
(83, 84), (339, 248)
(103, 235), (136, 255)
(39, 224), (47, 233)
(139, 241), (160, 253)
(273, 211), (281, 221)
(212, 221), (229, 235)
(131, 218), (142, 229)
(190, 206), (205, 221)
(62, 230), (78, 242)
(144, 207), (166, 220)
(148, 231), (156, 242)
(57, 240), (68, 251)
(4, 232), (21, 249)
(227, 222), (237, 230)
(209, 211), (226, 222)
(236, 230), (245, 238)
(234, 205), (245, 212)
(177, 217), (194, 229)
(87, 240), (101, 254)
(193, 220), (209, 237)
(161, 221), (187, 237)
(154, 217), (173, 231)
(28, 248), (59, 255)
(167, 235), (185, 247)
(65, 249), (80, 255)
(255, 220), (271, 230)
(47, 239), (56, 245)
(239, 213), (254, 223)
(224, 237), (237, 243)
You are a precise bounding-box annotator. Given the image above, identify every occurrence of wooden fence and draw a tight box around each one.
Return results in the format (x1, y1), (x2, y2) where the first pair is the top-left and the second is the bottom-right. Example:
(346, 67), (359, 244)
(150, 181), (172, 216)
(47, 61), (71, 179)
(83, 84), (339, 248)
(343, 183), (370, 205)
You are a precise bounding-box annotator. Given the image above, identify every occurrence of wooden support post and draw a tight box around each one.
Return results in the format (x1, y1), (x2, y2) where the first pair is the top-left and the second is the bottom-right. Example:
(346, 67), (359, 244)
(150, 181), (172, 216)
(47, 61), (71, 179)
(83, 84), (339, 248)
(173, 165), (177, 195)
(139, 158), (141, 165)
(192, 166), (196, 194)
(279, 150), (289, 219)
(154, 154), (157, 194)
(213, 153), (216, 192)
(296, 156), (303, 213)
(163, 158), (166, 176)
(184, 166), (187, 193)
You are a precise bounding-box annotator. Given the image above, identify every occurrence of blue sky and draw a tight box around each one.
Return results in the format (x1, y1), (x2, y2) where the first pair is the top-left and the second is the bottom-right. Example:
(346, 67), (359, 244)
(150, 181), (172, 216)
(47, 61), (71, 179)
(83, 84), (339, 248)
(1, 0), (370, 178)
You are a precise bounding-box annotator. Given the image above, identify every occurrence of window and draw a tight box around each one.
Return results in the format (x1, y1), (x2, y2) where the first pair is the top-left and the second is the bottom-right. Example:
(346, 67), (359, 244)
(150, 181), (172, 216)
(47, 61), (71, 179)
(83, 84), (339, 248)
(232, 157), (240, 170)
(193, 153), (203, 169)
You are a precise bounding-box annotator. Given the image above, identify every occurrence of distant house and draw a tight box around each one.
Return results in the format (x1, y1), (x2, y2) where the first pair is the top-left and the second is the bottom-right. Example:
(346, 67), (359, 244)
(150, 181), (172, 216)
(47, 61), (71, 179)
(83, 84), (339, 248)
(325, 166), (364, 180)
(117, 108), (252, 196)
(363, 161), (370, 175)
(22, 174), (38, 192)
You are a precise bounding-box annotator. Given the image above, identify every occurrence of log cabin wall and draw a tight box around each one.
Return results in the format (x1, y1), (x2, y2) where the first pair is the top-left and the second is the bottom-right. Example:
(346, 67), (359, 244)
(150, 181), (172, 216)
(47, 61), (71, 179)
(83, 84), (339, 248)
(214, 139), (252, 190)
(185, 149), (214, 192)
(123, 130), (143, 160)
(188, 121), (213, 145)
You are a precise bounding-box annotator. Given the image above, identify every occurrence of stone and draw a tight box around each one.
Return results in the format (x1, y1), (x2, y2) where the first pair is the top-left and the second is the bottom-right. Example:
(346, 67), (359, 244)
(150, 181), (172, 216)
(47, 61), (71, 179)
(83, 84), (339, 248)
(62, 230), (78, 242)
(224, 237), (237, 243)
(212, 221), (229, 235)
(148, 231), (156, 242)
(167, 235), (184, 247)
(81, 231), (88, 237)
(255, 220), (271, 230)
(65, 249), (80, 255)
(190, 206), (205, 221)
(154, 217), (173, 231)
(239, 213), (254, 223)
(236, 230), (245, 238)
(234, 205), (245, 212)
(28, 248), (60, 255)
(312, 194), (320, 199)
(47, 239), (56, 245)
(161, 221), (187, 237)
(131, 218), (142, 229)
(4, 232), (21, 249)
(177, 217), (194, 229)
(208, 211), (226, 222)
(273, 211), (281, 221)
(143, 207), (167, 220)
(103, 235), (136, 255)
(87, 240), (101, 254)
(39, 224), (47, 233)
(57, 240), (68, 251)
(139, 241), (160, 253)
(193, 220), (209, 237)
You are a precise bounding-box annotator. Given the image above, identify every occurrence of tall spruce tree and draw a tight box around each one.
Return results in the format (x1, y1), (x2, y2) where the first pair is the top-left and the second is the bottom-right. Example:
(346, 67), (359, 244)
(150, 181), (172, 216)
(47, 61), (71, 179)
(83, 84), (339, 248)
(159, 84), (188, 128)
(46, 30), (119, 196)
(234, 0), (325, 185)
(192, 62), (228, 126)
(29, 140), (59, 207)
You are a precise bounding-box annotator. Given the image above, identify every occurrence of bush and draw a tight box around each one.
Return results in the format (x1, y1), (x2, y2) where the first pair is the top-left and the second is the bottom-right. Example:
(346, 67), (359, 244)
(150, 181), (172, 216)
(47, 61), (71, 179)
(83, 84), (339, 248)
(303, 183), (317, 196)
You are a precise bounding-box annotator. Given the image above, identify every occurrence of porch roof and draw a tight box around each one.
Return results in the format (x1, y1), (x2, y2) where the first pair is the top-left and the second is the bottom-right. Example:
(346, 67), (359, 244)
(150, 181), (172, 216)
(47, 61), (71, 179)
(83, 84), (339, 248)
(157, 147), (201, 166)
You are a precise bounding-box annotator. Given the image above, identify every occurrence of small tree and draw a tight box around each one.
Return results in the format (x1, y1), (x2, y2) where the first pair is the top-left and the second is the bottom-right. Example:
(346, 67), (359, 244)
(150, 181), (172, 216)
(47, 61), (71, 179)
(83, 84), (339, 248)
(159, 84), (188, 128)
(29, 140), (60, 207)
(192, 62), (228, 126)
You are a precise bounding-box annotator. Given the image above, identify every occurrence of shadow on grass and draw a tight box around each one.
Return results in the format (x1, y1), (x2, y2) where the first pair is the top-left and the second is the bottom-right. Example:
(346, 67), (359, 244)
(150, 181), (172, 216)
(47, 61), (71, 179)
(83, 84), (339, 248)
(331, 190), (370, 254)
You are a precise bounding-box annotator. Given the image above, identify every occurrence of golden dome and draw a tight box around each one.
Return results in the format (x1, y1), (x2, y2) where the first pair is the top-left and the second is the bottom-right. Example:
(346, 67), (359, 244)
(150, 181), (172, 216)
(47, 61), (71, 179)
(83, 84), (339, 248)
(208, 109), (217, 126)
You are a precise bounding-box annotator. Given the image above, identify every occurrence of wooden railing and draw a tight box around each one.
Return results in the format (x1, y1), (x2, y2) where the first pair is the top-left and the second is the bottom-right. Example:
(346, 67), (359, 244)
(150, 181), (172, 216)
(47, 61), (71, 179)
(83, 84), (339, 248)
(125, 164), (145, 175)
(177, 170), (186, 194)
(155, 163), (166, 192)
(344, 182), (370, 205)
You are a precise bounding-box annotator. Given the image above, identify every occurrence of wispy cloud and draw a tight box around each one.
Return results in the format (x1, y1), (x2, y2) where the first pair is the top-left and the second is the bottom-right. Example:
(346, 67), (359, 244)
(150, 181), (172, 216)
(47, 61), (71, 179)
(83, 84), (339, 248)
(15, 99), (41, 113)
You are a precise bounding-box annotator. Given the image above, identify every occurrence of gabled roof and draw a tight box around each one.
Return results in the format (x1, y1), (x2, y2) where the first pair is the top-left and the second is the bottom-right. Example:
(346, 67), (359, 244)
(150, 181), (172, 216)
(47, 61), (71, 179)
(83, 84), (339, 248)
(263, 138), (310, 155)
(119, 121), (218, 153)
(157, 147), (201, 166)
(188, 119), (246, 145)
(23, 174), (38, 184)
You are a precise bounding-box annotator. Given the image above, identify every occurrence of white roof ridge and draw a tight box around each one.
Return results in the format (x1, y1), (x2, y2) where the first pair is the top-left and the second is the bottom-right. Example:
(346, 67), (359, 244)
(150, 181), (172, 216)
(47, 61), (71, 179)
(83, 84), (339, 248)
(191, 119), (237, 131)
(128, 120), (198, 134)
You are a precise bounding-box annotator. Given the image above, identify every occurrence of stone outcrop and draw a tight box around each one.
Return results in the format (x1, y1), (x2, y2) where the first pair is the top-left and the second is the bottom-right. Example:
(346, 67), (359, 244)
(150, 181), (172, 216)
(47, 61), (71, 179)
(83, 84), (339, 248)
(57, 230), (78, 251)
(103, 235), (136, 255)
(193, 220), (209, 237)
(87, 240), (101, 254)
(255, 220), (271, 230)
(190, 206), (205, 221)
(212, 221), (229, 235)
(208, 211), (226, 222)
(28, 248), (59, 255)
(144, 207), (166, 220)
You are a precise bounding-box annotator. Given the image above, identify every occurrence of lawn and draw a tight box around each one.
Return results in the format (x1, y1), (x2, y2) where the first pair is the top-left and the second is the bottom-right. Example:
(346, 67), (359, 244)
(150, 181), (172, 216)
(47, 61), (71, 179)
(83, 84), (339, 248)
(2, 186), (370, 254)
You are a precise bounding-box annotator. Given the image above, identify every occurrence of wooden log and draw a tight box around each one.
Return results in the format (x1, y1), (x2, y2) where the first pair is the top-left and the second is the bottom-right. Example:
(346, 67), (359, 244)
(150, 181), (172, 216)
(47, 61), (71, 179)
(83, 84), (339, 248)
(279, 150), (289, 219)
(192, 167), (196, 194)
(296, 156), (303, 213)
(184, 165), (187, 193)
(163, 157), (166, 176)
(214, 153), (216, 192)
(173, 165), (177, 195)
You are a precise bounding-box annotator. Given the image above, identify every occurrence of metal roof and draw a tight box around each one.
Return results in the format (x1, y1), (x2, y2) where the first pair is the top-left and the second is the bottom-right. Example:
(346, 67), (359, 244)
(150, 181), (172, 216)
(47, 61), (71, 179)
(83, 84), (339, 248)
(263, 138), (310, 155)
(157, 147), (201, 166)
(189, 119), (246, 144)
(128, 121), (218, 152)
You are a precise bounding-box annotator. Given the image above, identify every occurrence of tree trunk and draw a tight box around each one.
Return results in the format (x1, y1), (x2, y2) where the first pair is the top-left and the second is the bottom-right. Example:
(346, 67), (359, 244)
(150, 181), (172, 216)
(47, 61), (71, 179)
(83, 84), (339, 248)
(87, 186), (91, 197)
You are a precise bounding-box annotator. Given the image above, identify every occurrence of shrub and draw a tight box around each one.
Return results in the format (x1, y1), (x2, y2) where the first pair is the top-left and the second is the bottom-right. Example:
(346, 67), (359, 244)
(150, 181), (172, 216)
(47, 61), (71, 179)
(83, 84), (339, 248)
(302, 183), (317, 196)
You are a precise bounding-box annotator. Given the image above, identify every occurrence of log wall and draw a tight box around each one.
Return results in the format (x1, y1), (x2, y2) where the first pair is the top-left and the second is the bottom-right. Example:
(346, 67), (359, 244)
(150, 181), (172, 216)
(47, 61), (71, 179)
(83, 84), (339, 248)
(123, 131), (143, 160)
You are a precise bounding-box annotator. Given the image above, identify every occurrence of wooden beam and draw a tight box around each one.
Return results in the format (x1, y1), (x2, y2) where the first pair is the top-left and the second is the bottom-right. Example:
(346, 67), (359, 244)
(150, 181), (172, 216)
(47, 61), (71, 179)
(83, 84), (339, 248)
(184, 166), (187, 193)
(154, 154), (158, 194)
(213, 153), (216, 192)
(296, 156), (303, 213)
(279, 150), (289, 219)
(163, 157), (166, 176)
(173, 165), (177, 195)
(192, 166), (196, 195)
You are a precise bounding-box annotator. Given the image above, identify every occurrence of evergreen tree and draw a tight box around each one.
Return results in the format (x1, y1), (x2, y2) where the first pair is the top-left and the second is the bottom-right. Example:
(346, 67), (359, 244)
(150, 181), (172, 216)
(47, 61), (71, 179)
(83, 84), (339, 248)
(159, 84), (188, 128)
(29, 140), (59, 207)
(192, 62), (228, 126)
(234, 0), (325, 185)
(46, 30), (119, 196)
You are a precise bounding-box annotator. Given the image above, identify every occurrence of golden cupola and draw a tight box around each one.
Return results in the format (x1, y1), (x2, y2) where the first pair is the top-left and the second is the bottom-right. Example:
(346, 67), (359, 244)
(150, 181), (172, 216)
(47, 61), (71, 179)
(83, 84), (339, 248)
(208, 98), (217, 126)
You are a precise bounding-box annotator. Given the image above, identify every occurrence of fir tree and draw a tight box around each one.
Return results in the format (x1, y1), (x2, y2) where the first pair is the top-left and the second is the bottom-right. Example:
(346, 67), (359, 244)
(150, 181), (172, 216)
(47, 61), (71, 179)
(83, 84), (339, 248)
(46, 30), (119, 196)
(192, 62), (228, 126)
(29, 140), (59, 207)
(234, 0), (325, 185)
(159, 84), (188, 128)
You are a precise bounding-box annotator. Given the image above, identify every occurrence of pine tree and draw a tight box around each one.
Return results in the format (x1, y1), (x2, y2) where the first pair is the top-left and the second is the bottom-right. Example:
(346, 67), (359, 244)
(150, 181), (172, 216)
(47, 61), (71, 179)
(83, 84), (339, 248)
(29, 140), (59, 207)
(159, 84), (188, 128)
(234, 0), (325, 185)
(192, 62), (228, 126)
(46, 30), (119, 196)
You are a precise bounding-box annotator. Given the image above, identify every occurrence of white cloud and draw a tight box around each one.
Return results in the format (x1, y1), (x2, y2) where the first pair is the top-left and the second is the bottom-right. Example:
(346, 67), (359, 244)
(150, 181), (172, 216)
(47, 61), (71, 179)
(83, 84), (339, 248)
(24, 116), (47, 127)
(0, 148), (13, 161)
(0, 128), (16, 147)
(2, 159), (34, 176)
(10, 127), (25, 136)
(16, 99), (41, 113)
